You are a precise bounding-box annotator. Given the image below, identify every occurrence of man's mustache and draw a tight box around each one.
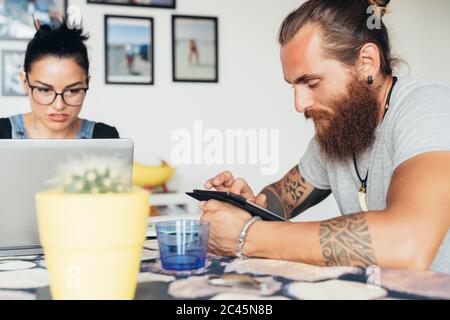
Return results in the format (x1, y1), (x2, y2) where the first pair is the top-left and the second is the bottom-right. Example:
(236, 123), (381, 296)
(304, 108), (333, 122)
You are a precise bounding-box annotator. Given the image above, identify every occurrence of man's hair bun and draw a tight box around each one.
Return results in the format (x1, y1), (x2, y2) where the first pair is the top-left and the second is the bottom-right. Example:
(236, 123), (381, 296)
(368, 0), (391, 16)
(370, 0), (390, 6)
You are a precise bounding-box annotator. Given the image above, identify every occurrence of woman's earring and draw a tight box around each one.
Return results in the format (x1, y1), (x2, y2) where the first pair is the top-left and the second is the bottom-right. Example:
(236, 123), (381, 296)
(367, 75), (374, 85)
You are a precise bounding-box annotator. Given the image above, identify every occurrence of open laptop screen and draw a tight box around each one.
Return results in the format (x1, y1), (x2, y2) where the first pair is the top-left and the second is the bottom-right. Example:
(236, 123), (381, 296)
(0, 139), (133, 255)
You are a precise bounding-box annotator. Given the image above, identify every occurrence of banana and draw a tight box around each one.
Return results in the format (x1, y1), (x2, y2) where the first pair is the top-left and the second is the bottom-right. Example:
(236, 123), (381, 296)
(132, 160), (175, 188)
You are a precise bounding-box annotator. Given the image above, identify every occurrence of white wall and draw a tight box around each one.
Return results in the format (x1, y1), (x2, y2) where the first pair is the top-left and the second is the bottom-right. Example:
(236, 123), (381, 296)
(1, 0), (449, 221)
(386, 0), (450, 85)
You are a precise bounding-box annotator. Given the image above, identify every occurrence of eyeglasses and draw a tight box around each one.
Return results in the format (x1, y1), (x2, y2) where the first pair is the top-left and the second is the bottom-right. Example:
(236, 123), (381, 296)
(25, 74), (89, 107)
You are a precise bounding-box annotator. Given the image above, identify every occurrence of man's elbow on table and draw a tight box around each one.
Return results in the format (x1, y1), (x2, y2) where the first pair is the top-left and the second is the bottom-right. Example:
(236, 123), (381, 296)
(376, 214), (443, 271)
(395, 236), (434, 271)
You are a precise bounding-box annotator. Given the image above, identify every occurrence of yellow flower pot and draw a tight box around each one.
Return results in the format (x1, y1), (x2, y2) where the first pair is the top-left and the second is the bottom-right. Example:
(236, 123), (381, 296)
(35, 187), (149, 300)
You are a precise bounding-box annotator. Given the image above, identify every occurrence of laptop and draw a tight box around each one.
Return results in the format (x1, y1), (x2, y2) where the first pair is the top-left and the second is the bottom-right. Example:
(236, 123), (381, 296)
(0, 139), (134, 257)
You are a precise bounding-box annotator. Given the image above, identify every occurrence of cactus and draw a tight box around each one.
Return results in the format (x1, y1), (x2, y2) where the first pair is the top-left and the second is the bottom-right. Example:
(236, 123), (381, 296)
(50, 155), (131, 194)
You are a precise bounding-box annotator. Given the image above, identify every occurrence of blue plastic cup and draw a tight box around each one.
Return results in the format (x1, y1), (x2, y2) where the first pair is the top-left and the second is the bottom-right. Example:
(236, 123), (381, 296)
(156, 220), (210, 271)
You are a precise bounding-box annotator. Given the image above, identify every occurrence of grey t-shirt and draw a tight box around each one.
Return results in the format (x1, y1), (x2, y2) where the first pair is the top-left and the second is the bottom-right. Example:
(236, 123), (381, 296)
(299, 77), (450, 274)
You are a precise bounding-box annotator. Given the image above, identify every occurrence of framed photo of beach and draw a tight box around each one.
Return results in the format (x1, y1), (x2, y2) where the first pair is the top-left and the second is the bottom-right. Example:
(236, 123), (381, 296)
(0, 0), (67, 41)
(104, 15), (154, 85)
(87, 0), (175, 9)
(172, 15), (219, 83)
(1, 50), (26, 96)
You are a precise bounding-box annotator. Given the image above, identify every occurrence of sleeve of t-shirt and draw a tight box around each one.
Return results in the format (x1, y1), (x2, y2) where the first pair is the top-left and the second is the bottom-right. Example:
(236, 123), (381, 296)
(298, 137), (330, 189)
(391, 83), (450, 170)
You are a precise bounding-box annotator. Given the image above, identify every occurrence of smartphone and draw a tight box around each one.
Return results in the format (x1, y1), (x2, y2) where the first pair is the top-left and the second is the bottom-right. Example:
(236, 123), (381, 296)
(186, 189), (287, 222)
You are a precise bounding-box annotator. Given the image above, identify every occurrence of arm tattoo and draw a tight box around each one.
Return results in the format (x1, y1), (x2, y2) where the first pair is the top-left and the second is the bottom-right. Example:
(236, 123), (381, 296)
(290, 188), (331, 218)
(260, 166), (329, 219)
(262, 188), (286, 218)
(283, 167), (307, 213)
(319, 213), (377, 267)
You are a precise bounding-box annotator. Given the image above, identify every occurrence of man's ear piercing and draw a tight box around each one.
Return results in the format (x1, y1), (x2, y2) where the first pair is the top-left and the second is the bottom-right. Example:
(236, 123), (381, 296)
(367, 75), (374, 85)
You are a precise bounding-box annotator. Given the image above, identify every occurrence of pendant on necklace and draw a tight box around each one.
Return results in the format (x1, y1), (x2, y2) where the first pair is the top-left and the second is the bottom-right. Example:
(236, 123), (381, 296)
(358, 185), (369, 212)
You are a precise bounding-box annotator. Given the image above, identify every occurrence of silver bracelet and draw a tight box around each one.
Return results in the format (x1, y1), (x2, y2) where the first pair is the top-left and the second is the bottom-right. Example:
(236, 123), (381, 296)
(236, 216), (261, 260)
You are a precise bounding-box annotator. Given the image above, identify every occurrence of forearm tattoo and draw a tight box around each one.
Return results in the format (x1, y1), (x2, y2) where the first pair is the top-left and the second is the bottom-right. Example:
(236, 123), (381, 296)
(261, 188), (285, 217)
(260, 166), (308, 219)
(284, 168), (307, 213)
(319, 213), (377, 267)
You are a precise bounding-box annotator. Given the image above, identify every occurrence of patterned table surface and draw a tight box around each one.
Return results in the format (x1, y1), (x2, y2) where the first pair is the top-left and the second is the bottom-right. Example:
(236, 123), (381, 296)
(1, 239), (449, 300)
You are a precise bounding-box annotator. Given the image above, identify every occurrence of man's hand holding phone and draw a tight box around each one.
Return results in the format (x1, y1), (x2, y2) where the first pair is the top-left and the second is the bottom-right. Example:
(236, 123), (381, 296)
(203, 171), (267, 208)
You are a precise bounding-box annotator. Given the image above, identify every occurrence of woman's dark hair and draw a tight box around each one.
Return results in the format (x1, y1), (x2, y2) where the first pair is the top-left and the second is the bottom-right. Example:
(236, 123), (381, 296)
(24, 21), (90, 75)
(278, 0), (398, 76)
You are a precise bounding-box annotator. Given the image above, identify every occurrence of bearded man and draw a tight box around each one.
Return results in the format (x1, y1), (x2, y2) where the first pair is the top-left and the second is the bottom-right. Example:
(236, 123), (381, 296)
(200, 0), (450, 274)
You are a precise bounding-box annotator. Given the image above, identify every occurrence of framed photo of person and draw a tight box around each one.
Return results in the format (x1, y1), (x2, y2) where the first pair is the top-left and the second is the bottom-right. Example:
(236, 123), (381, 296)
(0, 0), (67, 41)
(1, 50), (26, 96)
(104, 15), (154, 85)
(87, 0), (175, 9)
(172, 15), (218, 83)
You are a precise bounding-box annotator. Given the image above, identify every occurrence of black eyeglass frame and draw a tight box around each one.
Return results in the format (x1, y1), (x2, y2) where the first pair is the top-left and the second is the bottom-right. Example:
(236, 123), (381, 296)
(25, 74), (89, 107)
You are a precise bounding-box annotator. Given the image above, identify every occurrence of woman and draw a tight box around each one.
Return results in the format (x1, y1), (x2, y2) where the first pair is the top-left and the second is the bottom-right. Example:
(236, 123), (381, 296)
(0, 22), (119, 139)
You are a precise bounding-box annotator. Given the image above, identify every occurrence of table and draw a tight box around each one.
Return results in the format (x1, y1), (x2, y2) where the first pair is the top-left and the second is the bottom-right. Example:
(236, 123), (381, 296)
(0, 239), (449, 300)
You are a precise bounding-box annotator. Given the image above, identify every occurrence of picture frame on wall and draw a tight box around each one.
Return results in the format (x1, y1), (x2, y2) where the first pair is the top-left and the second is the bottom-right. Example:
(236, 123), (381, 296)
(104, 15), (154, 85)
(172, 15), (219, 83)
(1, 50), (26, 97)
(0, 0), (67, 41)
(87, 0), (175, 9)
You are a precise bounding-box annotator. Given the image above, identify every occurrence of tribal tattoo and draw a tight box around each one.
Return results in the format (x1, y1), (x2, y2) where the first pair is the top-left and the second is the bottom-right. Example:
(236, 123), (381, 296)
(284, 167), (307, 213)
(261, 166), (310, 219)
(319, 213), (377, 267)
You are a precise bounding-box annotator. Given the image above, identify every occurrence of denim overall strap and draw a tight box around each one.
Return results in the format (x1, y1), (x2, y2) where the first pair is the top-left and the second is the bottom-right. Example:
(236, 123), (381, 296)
(9, 115), (95, 139)
(77, 119), (95, 139)
(9, 114), (29, 139)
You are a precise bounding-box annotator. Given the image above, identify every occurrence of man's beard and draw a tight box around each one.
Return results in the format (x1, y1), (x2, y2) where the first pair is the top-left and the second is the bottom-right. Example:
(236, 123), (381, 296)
(305, 76), (380, 162)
